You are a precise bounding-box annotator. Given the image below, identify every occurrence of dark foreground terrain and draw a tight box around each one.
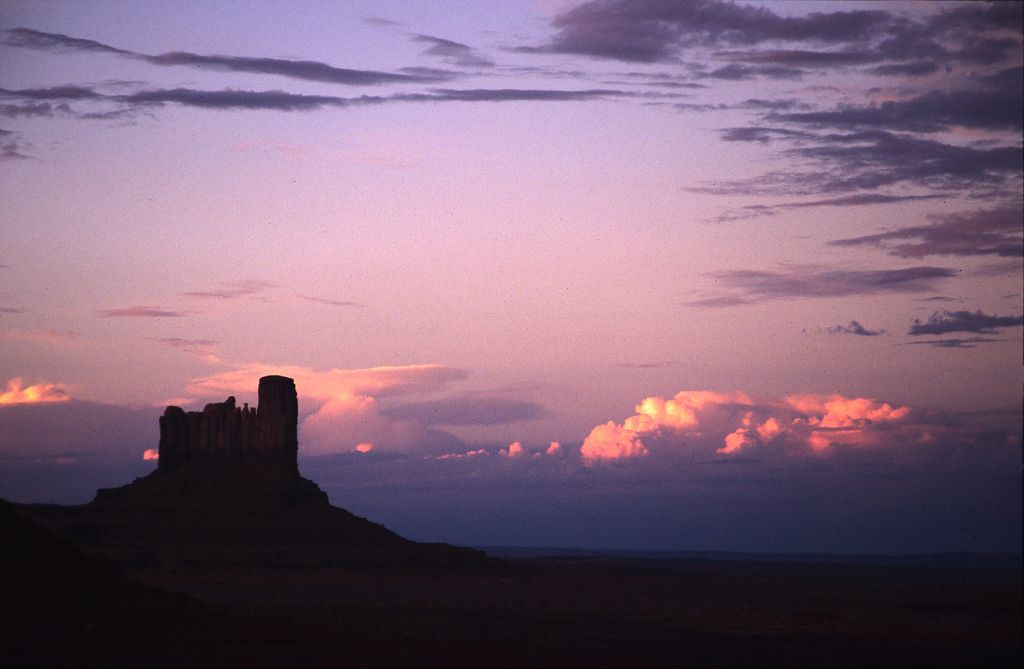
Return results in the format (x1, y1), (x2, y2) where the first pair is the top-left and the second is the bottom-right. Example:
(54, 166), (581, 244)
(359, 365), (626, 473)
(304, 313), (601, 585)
(3, 501), (1020, 668)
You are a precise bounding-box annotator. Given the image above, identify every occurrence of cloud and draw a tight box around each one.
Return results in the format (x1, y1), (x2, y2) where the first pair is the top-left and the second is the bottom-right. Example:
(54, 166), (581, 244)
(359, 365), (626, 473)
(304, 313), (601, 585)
(580, 389), (925, 465)
(616, 360), (678, 369)
(185, 363), (470, 456)
(824, 321), (884, 336)
(701, 129), (1021, 197)
(180, 280), (273, 300)
(5, 28), (450, 86)
(904, 337), (1002, 349)
(1, 329), (78, 346)
(767, 78), (1024, 133)
(0, 307), (26, 313)
(380, 394), (544, 426)
(413, 34), (494, 68)
(295, 295), (363, 308)
(4, 27), (132, 55)
(142, 448), (159, 461)
(700, 63), (806, 80)
(832, 207), (1024, 258)
(111, 86), (630, 112)
(153, 338), (219, 364)
(0, 378), (70, 405)
(691, 265), (956, 307)
(99, 305), (185, 318)
(499, 441), (526, 458)
(908, 310), (1024, 336)
(527, 0), (894, 62)
(708, 193), (948, 223)
(143, 51), (451, 85)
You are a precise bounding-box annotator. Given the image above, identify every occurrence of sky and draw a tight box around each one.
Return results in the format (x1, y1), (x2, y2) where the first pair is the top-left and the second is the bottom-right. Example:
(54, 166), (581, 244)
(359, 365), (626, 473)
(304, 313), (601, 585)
(1, 0), (1021, 554)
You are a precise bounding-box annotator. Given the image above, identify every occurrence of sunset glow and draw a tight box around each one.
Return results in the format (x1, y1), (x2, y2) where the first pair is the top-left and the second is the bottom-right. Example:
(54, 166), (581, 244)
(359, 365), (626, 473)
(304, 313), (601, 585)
(0, 0), (1019, 554)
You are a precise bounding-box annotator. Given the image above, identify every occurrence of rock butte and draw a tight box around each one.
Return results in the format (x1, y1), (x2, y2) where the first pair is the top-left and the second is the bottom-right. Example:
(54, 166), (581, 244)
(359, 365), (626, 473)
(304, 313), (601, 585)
(21, 375), (487, 567)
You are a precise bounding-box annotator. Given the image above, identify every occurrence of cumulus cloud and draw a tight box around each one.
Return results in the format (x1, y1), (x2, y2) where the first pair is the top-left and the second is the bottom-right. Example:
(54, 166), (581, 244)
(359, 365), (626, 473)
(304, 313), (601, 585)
(907, 309), (1024, 336)
(499, 441), (526, 458)
(580, 389), (922, 465)
(142, 448), (159, 461)
(0, 377), (70, 405)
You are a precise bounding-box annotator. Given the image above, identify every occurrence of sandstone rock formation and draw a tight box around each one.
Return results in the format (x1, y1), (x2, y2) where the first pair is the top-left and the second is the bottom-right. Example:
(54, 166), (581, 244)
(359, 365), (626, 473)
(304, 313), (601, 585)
(157, 375), (298, 473)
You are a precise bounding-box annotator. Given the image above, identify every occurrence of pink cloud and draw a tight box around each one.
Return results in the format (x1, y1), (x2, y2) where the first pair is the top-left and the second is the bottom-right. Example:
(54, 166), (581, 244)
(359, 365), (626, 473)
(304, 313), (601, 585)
(1, 329), (79, 346)
(142, 448), (159, 461)
(100, 305), (185, 318)
(546, 441), (562, 456)
(499, 441), (526, 457)
(0, 377), (70, 405)
(582, 389), (919, 462)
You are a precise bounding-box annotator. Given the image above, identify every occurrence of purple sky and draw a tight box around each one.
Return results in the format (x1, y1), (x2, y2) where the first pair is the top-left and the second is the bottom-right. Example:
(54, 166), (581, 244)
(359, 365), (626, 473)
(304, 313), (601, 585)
(1, 1), (1021, 553)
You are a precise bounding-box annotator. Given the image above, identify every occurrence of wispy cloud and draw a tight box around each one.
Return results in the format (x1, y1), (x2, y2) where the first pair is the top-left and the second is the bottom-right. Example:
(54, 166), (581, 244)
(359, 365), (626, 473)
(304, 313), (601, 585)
(908, 309), (1024, 336)
(832, 207), (1024, 258)
(413, 34), (494, 68)
(5, 28), (452, 86)
(152, 337), (219, 363)
(180, 280), (273, 300)
(692, 266), (956, 307)
(295, 294), (364, 308)
(904, 337), (1002, 349)
(99, 305), (185, 318)
(617, 360), (679, 369)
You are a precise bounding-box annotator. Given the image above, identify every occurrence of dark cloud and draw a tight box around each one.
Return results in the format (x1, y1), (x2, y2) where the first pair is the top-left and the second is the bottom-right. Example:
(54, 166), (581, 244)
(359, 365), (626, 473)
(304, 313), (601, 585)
(527, 0), (893, 62)
(4, 27), (132, 55)
(768, 75), (1024, 132)
(701, 63), (806, 80)
(832, 207), (1024, 258)
(704, 129), (1021, 196)
(709, 193), (947, 223)
(716, 48), (879, 67)
(364, 17), (401, 28)
(380, 395), (545, 426)
(825, 321), (884, 336)
(295, 295), (363, 308)
(99, 306), (185, 318)
(0, 307), (27, 314)
(413, 34), (494, 68)
(908, 309), (1024, 336)
(0, 85), (103, 101)
(0, 102), (70, 118)
(144, 51), (449, 85)
(111, 86), (630, 112)
(905, 337), (1003, 349)
(866, 60), (941, 77)
(180, 280), (273, 299)
(117, 88), (350, 111)
(5, 28), (453, 87)
(691, 266), (956, 307)
(719, 126), (815, 143)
